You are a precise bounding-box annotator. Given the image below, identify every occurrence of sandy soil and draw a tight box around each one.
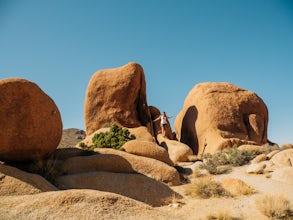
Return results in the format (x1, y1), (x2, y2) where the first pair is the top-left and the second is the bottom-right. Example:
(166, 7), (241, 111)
(153, 165), (293, 220)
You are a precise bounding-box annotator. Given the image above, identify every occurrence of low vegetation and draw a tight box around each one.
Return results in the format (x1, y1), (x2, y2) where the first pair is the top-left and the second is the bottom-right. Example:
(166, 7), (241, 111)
(221, 178), (255, 196)
(185, 176), (230, 199)
(29, 156), (61, 183)
(206, 210), (234, 220)
(201, 146), (259, 175)
(255, 194), (293, 219)
(79, 124), (136, 150)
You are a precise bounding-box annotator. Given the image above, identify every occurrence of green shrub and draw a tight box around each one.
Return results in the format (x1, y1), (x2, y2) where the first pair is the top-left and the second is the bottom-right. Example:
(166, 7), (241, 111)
(80, 124), (136, 150)
(202, 160), (232, 175)
(201, 146), (258, 175)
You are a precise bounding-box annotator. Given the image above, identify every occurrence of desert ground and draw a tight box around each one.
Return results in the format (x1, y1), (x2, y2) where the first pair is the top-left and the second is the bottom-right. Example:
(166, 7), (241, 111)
(155, 164), (293, 220)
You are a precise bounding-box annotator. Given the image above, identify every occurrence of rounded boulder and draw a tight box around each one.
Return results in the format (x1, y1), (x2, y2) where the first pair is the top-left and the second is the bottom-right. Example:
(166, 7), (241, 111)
(122, 140), (173, 166)
(84, 62), (151, 135)
(0, 78), (62, 161)
(175, 82), (268, 155)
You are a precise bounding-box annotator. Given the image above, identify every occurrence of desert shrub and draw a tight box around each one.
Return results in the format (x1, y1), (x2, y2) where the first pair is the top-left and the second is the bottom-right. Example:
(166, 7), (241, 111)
(185, 176), (230, 199)
(80, 124), (136, 150)
(221, 178), (255, 196)
(201, 146), (258, 174)
(207, 210), (234, 220)
(255, 194), (293, 219)
(201, 157), (232, 175)
(79, 142), (87, 148)
(30, 156), (61, 183)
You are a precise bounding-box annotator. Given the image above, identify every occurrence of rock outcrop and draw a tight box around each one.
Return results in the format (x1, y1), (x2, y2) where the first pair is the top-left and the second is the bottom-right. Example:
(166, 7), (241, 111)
(84, 62), (152, 135)
(270, 149), (293, 167)
(0, 78), (62, 161)
(0, 164), (58, 196)
(122, 140), (173, 166)
(175, 82), (268, 155)
(0, 189), (168, 220)
(56, 171), (181, 206)
(157, 134), (193, 164)
(60, 148), (180, 186)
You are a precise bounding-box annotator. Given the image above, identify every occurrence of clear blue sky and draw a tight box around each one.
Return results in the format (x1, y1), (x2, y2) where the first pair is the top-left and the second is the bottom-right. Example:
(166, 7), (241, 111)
(1, 0), (292, 145)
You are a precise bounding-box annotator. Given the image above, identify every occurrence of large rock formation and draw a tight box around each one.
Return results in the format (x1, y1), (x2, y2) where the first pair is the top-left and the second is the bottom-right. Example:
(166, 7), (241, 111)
(175, 82), (268, 155)
(0, 78), (63, 161)
(84, 62), (152, 135)
(60, 148), (180, 186)
(55, 171), (181, 206)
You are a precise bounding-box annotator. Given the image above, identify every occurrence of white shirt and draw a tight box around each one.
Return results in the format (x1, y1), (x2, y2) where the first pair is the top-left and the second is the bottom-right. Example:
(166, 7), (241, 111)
(160, 116), (167, 125)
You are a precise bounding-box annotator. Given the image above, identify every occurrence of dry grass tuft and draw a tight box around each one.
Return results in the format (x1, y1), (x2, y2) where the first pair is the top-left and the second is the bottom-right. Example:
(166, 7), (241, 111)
(255, 194), (293, 219)
(185, 176), (230, 199)
(221, 178), (255, 196)
(167, 194), (186, 208)
(206, 210), (234, 220)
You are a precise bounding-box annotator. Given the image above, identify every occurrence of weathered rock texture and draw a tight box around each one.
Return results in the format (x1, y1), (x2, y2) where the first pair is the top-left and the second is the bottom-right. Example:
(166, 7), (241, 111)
(271, 149), (293, 167)
(128, 126), (155, 142)
(0, 189), (167, 220)
(60, 148), (180, 186)
(56, 171), (180, 206)
(0, 164), (57, 196)
(175, 82), (268, 155)
(84, 62), (152, 135)
(157, 134), (193, 164)
(0, 78), (62, 161)
(122, 140), (173, 166)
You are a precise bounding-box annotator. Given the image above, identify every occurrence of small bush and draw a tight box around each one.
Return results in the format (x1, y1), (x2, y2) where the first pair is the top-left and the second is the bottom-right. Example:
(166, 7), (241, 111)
(80, 124), (136, 150)
(30, 157), (61, 183)
(185, 176), (230, 199)
(201, 146), (258, 174)
(201, 157), (232, 175)
(255, 194), (293, 219)
(221, 178), (255, 196)
(207, 210), (234, 220)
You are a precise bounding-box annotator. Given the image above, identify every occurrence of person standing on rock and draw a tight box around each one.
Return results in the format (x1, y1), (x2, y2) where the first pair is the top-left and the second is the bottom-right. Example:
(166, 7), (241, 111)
(153, 112), (172, 137)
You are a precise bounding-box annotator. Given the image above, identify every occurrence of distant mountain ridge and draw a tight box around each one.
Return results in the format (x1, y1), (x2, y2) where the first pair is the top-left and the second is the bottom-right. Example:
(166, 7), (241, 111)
(58, 128), (85, 148)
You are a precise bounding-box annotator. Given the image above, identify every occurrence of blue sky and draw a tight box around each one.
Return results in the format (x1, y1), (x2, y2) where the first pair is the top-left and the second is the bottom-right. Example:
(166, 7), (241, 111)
(0, 0), (292, 145)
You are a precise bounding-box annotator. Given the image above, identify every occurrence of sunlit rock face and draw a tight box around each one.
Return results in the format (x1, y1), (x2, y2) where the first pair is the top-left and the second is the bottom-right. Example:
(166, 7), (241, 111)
(0, 78), (62, 162)
(84, 62), (151, 135)
(175, 82), (268, 155)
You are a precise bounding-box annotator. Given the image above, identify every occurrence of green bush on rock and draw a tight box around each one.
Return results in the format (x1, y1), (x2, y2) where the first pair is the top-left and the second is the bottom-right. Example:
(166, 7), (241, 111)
(80, 124), (136, 150)
(201, 146), (259, 175)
